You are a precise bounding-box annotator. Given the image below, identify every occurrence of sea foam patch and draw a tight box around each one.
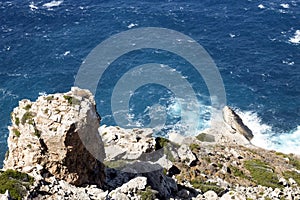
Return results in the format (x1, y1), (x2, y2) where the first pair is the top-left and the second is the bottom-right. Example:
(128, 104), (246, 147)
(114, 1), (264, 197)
(289, 30), (300, 44)
(43, 0), (63, 9)
(236, 108), (300, 155)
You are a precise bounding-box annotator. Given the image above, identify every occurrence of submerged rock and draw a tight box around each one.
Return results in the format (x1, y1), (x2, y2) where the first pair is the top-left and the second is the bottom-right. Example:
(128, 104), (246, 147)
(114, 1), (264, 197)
(4, 87), (105, 187)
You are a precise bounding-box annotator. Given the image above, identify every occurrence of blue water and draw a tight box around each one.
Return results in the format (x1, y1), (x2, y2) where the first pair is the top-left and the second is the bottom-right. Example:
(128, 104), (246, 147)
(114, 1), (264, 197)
(0, 0), (300, 166)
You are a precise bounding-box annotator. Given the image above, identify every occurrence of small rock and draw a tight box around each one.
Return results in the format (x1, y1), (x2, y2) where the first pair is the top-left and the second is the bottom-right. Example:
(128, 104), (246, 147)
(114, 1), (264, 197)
(279, 177), (289, 187)
(178, 144), (197, 166)
(289, 178), (297, 186)
(203, 190), (218, 200)
(220, 191), (246, 200)
(0, 190), (11, 200)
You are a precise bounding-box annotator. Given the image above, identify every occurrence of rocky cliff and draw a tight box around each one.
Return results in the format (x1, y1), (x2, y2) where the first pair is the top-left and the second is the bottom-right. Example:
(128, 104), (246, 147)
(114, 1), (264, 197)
(4, 87), (105, 187)
(1, 88), (300, 200)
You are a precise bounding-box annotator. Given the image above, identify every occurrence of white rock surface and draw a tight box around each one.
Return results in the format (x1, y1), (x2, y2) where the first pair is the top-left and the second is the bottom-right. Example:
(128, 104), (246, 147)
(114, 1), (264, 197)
(4, 87), (105, 186)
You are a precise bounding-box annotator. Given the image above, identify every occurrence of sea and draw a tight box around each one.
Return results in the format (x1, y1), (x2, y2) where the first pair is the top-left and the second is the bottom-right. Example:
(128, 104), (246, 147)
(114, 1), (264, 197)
(0, 0), (299, 167)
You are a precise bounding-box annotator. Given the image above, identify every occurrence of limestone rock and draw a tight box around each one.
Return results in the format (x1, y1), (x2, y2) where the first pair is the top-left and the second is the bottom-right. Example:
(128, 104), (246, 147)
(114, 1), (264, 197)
(4, 87), (105, 187)
(109, 176), (147, 198)
(178, 144), (197, 166)
(0, 190), (11, 200)
(203, 190), (218, 200)
(220, 191), (246, 200)
(29, 176), (107, 200)
(222, 106), (254, 141)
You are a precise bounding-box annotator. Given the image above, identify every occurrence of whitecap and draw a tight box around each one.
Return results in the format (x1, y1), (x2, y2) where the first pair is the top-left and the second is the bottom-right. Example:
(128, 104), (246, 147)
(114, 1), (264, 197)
(282, 60), (295, 65)
(280, 3), (289, 9)
(258, 4), (265, 9)
(43, 0), (63, 9)
(127, 23), (138, 29)
(29, 2), (38, 10)
(63, 51), (70, 56)
(229, 33), (236, 38)
(289, 30), (300, 44)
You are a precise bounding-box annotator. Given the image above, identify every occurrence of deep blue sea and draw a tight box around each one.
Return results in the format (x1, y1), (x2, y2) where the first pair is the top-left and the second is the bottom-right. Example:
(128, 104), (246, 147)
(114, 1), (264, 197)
(0, 0), (299, 166)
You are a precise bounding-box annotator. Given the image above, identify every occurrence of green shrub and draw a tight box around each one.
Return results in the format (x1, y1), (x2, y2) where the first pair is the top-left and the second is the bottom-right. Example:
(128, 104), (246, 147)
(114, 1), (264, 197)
(137, 186), (155, 200)
(190, 180), (224, 195)
(0, 169), (34, 200)
(15, 117), (20, 126)
(45, 95), (54, 101)
(244, 159), (281, 188)
(24, 104), (31, 111)
(13, 129), (21, 137)
(155, 137), (170, 150)
(21, 112), (35, 125)
(63, 95), (80, 105)
(189, 143), (200, 151)
(196, 133), (215, 142)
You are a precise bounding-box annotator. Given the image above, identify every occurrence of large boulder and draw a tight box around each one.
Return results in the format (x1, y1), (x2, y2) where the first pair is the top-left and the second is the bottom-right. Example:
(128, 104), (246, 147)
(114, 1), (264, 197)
(222, 106), (254, 141)
(4, 87), (105, 187)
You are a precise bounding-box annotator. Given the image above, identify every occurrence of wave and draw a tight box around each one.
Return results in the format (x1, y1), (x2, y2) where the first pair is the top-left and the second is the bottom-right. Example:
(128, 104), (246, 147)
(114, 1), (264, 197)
(235, 108), (300, 155)
(43, 1), (63, 9)
(289, 30), (300, 44)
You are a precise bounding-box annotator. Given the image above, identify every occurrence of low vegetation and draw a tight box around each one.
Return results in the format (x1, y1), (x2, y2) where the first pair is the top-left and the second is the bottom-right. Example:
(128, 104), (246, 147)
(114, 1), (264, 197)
(190, 179), (224, 195)
(21, 112), (35, 125)
(137, 186), (156, 200)
(0, 169), (34, 200)
(196, 133), (215, 142)
(244, 159), (281, 189)
(63, 95), (80, 105)
(24, 104), (31, 111)
(189, 143), (200, 152)
(45, 95), (54, 101)
(155, 137), (170, 150)
(283, 170), (300, 186)
(12, 128), (21, 137)
(230, 165), (247, 179)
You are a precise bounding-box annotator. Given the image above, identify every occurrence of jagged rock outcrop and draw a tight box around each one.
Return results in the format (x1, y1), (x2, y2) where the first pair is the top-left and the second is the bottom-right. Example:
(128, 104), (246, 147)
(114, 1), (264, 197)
(222, 106), (254, 141)
(3, 88), (300, 200)
(4, 87), (105, 187)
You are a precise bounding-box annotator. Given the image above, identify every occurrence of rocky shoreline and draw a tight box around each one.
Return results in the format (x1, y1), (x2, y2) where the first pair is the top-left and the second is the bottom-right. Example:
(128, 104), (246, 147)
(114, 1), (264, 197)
(1, 87), (300, 200)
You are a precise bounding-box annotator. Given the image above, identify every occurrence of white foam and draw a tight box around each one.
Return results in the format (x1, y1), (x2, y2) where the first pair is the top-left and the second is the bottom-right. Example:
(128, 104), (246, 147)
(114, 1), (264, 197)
(229, 33), (236, 38)
(127, 23), (138, 29)
(38, 91), (47, 96)
(236, 108), (300, 155)
(289, 30), (300, 44)
(282, 60), (295, 65)
(43, 0), (63, 9)
(63, 51), (70, 56)
(258, 4), (265, 9)
(280, 3), (289, 9)
(29, 2), (38, 10)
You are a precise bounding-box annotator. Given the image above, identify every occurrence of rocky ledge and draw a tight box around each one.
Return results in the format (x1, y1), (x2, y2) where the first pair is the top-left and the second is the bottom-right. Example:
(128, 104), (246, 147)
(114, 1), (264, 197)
(1, 87), (300, 200)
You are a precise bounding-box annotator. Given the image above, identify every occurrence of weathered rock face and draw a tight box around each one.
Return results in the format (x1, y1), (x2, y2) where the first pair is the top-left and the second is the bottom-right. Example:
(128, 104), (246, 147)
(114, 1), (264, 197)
(222, 106), (254, 141)
(4, 87), (105, 187)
